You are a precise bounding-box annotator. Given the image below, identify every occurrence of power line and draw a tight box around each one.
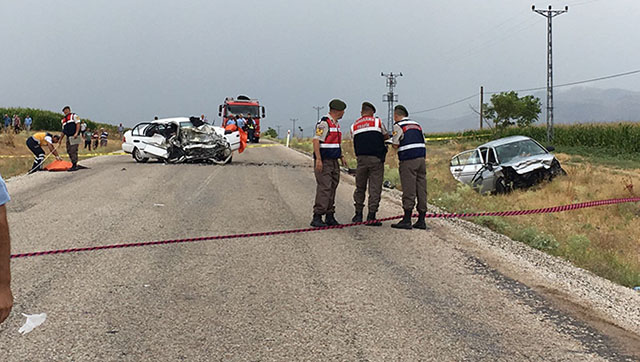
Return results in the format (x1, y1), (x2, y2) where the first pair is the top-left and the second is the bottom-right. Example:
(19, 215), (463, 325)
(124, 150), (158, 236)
(489, 68), (640, 94)
(413, 68), (640, 115)
(412, 94), (478, 114)
(443, 17), (543, 65)
(568, 0), (604, 7)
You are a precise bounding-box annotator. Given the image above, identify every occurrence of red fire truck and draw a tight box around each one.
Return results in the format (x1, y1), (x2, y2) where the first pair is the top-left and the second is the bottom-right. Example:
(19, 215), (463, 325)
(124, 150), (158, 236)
(218, 95), (266, 143)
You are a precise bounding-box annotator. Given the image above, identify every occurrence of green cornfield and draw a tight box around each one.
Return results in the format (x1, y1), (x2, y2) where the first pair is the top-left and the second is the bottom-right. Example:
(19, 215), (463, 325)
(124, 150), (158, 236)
(0, 107), (119, 134)
(424, 122), (640, 154)
(496, 122), (640, 153)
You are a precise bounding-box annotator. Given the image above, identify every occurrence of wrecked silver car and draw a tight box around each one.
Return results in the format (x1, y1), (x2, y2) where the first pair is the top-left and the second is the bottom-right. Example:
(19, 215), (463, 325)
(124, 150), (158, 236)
(449, 136), (566, 194)
(122, 117), (241, 164)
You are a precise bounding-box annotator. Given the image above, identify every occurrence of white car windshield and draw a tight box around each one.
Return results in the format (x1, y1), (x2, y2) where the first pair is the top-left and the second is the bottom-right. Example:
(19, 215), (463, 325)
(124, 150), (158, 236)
(495, 139), (547, 164)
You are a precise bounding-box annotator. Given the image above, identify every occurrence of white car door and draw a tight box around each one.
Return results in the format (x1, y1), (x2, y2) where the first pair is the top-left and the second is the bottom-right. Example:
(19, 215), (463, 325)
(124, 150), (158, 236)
(212, 127), (241, 152)
(129, 123), (153, 152)
(141, 134), (170, 158)
(225, 131), (241, 152)
(450, 150), (484, 185)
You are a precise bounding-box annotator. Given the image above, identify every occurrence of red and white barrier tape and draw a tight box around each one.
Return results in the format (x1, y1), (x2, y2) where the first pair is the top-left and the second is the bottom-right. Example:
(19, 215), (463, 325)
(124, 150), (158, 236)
(10, 197), (640, 259)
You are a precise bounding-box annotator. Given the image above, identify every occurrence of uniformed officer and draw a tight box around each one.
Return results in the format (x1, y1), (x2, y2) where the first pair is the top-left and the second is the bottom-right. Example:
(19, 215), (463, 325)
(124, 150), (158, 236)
(390, 105), (428, 230)
(311, 99), (347, 227)
(350, 101), (389, 226)
(60, 106), (82, 171)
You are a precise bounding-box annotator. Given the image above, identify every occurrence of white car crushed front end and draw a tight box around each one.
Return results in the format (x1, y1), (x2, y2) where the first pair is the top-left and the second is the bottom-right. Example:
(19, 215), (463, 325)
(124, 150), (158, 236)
(123, 117), (242, 164)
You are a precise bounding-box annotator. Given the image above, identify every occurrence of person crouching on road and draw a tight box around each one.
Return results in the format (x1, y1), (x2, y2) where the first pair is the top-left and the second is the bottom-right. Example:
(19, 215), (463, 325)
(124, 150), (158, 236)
(351, 101), (389, 226)
(310, 99), (347, 227)
(390, 105), (428, 230)
(27, 132), (62, 173)
(60, 106), (82, 171)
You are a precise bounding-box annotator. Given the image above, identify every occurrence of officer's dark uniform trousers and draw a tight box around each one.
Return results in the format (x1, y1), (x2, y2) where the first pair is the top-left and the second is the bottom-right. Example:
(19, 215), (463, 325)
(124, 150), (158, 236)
(396, 119), (427, 213)
(399, 157), (427, 213)
(352, 116), (387, 214)
(314, 159), (340, 215)
(354, 156), (384, 214)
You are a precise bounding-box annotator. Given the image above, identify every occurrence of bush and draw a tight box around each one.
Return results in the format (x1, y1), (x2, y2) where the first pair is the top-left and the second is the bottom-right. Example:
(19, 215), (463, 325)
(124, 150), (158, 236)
(517, 227), (559, 251)
(563, 234), (591, 263)
(474, 216), (511, 234)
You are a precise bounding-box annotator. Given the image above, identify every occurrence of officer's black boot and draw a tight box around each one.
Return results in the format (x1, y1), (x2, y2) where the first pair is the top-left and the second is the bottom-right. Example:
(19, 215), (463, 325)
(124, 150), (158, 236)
(391, 210), (413, 229)
(365, 212), (383, 226)
(412, 212), (429, 230)
(351, 210), (363, 223)
(325, 213), (341, 226)
(310, 214), (327, 227)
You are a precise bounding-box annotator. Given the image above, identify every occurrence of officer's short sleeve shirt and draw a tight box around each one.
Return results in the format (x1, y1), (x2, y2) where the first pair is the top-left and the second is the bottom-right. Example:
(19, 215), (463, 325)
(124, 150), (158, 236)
(391, 123), (404, 145)
(380, 121), (390, 138)
(314, 119), (330, 142)
(0, 174), (11, 206)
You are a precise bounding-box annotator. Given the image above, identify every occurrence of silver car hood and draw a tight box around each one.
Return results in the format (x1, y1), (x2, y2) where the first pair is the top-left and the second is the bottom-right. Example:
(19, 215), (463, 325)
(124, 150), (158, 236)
(501, 154), (555, 174)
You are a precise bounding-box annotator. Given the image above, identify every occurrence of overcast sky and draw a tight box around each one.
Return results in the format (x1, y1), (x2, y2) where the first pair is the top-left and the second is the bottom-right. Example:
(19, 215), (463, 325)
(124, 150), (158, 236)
(1, 0), (639, 134)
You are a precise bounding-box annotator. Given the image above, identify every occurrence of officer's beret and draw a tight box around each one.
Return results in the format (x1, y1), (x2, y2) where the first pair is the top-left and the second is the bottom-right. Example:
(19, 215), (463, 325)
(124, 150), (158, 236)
(361, 101), (376, 113)
(329, 99), (347, 111)
(394, 104), (409, 116)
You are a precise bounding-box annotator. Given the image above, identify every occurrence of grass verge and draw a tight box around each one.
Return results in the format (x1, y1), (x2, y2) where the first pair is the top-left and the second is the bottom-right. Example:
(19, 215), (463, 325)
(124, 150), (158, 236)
(0, 131), (123, 178)
(283, 137), (640, 288)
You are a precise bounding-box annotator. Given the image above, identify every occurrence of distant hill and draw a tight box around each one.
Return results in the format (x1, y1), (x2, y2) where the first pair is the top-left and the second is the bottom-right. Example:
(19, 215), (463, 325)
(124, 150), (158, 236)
(419, 86), (640, 133)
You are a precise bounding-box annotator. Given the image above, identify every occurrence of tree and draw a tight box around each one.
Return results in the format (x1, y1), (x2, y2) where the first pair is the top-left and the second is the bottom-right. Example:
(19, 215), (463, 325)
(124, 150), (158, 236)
(263, 127), (278, 138)
(483, 91), (541, 129)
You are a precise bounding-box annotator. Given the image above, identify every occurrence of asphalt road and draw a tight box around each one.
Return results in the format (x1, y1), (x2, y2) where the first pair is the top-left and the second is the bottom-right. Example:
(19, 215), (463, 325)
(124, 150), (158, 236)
(1, 144), (638, 361)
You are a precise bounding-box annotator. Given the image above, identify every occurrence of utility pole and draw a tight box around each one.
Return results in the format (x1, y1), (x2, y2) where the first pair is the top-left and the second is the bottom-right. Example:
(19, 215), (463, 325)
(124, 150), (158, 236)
(276, 125), (281, 139)
(312, 106), (324, 121)
(381, 72), (403, 131)
(290, 118), (297, 138)
(533, 4), (568, 143)
(480, 86), (484, 130)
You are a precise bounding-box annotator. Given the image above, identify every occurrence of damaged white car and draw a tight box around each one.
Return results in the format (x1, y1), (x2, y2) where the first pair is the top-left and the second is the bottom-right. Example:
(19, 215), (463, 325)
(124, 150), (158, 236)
(122, 117), (241, 164)
(449, 136), (566, 194)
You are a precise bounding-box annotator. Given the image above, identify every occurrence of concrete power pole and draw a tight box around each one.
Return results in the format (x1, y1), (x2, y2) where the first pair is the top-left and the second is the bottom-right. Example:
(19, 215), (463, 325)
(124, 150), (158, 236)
(480, 86), (484, 130)
(290, 118), (298, 138)
(276, 125), (281, 139)
(313, 106), (324, 122)
(533, 4), (568, 143)
(381, 72), (403, 131)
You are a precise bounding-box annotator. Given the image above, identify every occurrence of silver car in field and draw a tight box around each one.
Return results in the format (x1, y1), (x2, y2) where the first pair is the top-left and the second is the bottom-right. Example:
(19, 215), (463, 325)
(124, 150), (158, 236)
(449, 136), (566, 194)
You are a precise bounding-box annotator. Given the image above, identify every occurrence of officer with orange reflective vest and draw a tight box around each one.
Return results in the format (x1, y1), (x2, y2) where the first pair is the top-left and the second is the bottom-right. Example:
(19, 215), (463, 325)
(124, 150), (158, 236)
(26, 132), (62, 173)
(60, 106), (83, 171)
(350, 101), (389, 226)
(390, 105), (428, 230)
(310, 99), (347, 227)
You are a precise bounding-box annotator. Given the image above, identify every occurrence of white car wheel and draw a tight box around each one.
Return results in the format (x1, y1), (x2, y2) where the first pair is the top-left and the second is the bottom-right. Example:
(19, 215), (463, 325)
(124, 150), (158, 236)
(133, 148), (149, 163)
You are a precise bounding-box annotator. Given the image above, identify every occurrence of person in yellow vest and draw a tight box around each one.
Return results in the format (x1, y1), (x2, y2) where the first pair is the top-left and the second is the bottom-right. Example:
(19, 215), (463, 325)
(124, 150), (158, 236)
(26, 132), (62, 173)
